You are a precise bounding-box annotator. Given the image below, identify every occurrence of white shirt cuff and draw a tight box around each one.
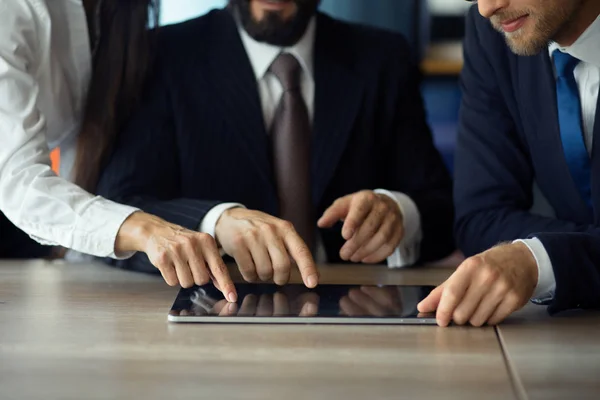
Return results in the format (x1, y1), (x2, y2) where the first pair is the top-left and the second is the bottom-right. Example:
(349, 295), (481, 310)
(199, 203), (246, 238)
(515, 238), (556, 300)
(374, 189), (422, 268)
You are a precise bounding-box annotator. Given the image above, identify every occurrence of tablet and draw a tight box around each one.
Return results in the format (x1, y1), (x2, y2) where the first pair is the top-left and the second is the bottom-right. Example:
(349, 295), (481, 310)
(168, 283), (438, 325)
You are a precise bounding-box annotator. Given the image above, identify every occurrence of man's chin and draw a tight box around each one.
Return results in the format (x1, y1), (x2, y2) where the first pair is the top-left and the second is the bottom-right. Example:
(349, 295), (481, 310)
(505, 36), (547, 56)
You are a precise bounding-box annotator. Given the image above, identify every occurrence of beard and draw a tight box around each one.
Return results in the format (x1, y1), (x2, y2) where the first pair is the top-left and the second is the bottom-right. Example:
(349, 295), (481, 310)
(489, 1), (582, 56)
(229, 0), (320, 47)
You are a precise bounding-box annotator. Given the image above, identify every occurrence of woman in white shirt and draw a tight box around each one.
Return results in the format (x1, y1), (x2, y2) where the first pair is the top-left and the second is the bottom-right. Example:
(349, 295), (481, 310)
(0, 0), (237, 302)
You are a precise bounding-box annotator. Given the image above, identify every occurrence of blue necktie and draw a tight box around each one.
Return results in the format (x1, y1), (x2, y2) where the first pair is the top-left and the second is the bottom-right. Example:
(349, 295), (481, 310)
(553, 50), (592, 209)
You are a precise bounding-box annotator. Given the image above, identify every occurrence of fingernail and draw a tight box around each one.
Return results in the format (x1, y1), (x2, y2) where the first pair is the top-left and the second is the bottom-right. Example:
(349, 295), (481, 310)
(227, 292), (237, 303)
(307, 275), (318, 288)
(228, 303), (237, 313)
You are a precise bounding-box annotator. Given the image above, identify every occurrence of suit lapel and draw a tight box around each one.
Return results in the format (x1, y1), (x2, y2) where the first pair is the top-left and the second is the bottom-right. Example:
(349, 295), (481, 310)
(204, 10), (275, 192)
(519, 51), (593, 223)
(311, 14), (365, 205)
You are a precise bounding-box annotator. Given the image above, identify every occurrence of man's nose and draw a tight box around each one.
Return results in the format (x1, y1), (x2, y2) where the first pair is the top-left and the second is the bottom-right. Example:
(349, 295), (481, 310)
(476, 0), (510, 19)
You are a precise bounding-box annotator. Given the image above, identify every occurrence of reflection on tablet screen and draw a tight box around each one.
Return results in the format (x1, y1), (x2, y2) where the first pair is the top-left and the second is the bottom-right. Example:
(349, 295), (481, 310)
(170, 284), (435, 319)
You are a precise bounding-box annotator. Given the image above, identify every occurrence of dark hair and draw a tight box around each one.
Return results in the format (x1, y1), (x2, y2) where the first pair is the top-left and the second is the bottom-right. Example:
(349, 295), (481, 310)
(73, 0), (161, 192)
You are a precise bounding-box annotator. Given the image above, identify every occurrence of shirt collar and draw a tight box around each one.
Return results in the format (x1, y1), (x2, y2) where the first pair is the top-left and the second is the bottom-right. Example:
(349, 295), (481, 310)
(238, 17), (316, 81)
(549, 14), (600, 67)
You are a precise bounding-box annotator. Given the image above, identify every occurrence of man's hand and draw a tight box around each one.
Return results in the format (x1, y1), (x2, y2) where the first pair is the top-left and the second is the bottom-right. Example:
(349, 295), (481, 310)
(317, 190), (404, 263)
(418, 243), (538, 327)
(214, 208), (319, 288)
(116, 212), (237, 302)
(339, 286), (403, 316)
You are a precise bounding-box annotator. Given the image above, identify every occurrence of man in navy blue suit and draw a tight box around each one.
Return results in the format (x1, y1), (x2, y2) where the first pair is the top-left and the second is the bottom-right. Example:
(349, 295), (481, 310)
(97, 0), (455, 288)
(419, 0), (600, 326)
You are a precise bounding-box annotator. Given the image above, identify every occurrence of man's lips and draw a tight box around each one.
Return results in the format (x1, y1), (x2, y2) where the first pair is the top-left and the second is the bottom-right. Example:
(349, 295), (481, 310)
(501, 15), (529, 33)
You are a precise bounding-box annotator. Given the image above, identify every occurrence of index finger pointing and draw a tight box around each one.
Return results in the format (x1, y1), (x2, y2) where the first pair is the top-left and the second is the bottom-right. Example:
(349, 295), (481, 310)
(283, 230), (319, 288)
(317, 196), (351, 228)
(418, 283), (445, 313)
(342, 195), (373, 240)
(202, 239), (238, 303)
(435, 270), (471, 327)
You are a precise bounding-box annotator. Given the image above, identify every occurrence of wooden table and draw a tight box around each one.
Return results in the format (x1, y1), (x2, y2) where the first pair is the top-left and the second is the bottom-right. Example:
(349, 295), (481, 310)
(498, 304), (600, 400)
(0, 261), (515, 400)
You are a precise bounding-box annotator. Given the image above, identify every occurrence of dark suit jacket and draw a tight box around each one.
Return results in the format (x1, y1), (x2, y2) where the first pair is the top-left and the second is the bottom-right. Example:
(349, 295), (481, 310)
(97, 10), (454, 272)
(455, 7), (600, 314)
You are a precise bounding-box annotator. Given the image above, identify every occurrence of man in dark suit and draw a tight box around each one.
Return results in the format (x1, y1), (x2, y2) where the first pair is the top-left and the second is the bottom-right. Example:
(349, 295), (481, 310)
(97, 0), (454, 288)
(419, 0), (600, 327)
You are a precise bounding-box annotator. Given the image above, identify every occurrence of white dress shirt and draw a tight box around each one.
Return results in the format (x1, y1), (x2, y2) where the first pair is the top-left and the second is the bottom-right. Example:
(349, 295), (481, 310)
(200, 18), (423, 267)
(0, 0), (138, 258)
(519, 15), (600, 299)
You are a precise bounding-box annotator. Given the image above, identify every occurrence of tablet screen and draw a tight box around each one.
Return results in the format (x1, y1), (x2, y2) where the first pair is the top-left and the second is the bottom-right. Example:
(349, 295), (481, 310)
(169, 284), (437, 324)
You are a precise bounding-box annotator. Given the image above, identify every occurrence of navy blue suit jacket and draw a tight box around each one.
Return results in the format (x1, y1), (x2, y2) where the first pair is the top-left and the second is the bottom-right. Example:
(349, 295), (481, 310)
(455, 7), (600, 314)
(97, 10), (454, 272)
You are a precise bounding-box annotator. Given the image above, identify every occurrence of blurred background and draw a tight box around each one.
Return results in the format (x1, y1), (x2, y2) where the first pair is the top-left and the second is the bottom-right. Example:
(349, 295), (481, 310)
(159, 0), (472, 174)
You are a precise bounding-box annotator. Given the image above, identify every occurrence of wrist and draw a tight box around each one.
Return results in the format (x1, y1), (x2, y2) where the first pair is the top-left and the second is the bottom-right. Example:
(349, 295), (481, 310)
(215, 207), (239, 248)
(512, 241), (539, 283)
(115, 212), (157, 253)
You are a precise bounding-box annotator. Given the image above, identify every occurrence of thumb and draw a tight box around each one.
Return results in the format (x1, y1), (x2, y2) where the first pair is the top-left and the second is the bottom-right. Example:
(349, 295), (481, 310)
(317, 196), (351, 228)
(418, 283), (445, 313)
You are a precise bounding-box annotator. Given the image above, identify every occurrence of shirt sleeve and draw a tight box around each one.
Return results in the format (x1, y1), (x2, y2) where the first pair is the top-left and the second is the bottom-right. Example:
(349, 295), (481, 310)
(515, 238), (557, 300)
(375, 189), (423, 268)
(199, 203), (246, 238)
(0, 2), (138, 259)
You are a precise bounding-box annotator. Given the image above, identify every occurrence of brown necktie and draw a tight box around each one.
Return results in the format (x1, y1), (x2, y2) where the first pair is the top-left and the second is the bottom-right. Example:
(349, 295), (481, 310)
(269, 53), (315, 249)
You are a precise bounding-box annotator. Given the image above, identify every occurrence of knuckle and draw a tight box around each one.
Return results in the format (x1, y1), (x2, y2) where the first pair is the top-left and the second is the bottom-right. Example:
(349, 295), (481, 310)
(506, 291), (521, 306)
(246, 228), (261, 241)
(196, 276), (211, 286)
(273, 275), (288, 286)
(231, 233), (246, 248)
(196, 232), (214, 245)
(380, 244), (394, 256)
(362, 190), (376, 201)
(273, 261), (290, 272)
(462, 256), (482, 272)
(258, 267), (274, 279)
(167, 279), (178, 287)
(279, 220), (295, 233)
(295, 246), (312, 260)
(237, 261), (254, 272)
(180, 280), (194, 289)
(453, 310), (468, 325)
(260, 223), (277, 235)
(168, 241), (182, 253)
(480, 266), (499, 285)
(178, 234), (194, 247)
(495, 278), (510, 294)
(155, 251), (169, 265)
(212, 261), (227, 275)
(376, 201), (389, 214)
(443, 287), (459, 303)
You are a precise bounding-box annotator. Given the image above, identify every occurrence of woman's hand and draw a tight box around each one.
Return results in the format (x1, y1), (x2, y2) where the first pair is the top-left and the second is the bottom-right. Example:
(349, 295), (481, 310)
(116, 212), (237, 302)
